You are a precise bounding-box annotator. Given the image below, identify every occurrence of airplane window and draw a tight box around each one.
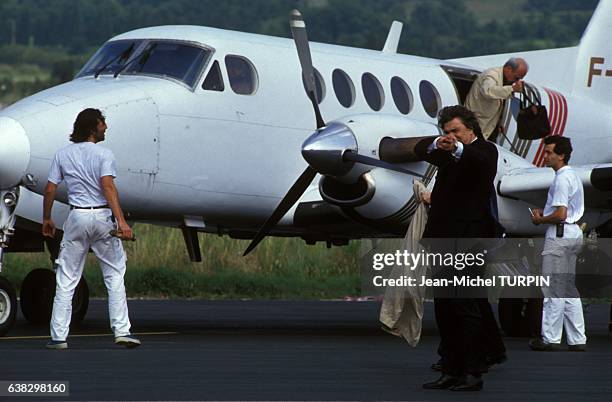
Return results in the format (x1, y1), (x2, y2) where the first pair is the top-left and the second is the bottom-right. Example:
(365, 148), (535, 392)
(225, 55), (258, 95)
(362, 73), (384, 111)
(301, 68), (325, 104)
(122, 41), (210, 88)
(202, 60), (225, 91)
(77, 40), (144, 78)
(333, 69), (355, 108)
(419, 80), (441, 118)
(391, 76), (413, 115)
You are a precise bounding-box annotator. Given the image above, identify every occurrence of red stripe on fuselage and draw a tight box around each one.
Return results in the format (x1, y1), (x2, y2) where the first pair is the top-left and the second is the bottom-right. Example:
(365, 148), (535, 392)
(533, 88), (556, 164)
(536, 89), (568, 167)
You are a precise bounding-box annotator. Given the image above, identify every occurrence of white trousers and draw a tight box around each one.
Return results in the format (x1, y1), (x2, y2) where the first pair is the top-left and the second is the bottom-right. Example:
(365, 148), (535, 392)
(50, 208), (132, 341)
(541, 237), (587, 345)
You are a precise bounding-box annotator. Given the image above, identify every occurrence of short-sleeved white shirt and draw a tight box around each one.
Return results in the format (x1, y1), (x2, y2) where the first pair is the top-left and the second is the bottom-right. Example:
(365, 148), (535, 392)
(48, 142), (117, 207)
(543, 165), (584, 239)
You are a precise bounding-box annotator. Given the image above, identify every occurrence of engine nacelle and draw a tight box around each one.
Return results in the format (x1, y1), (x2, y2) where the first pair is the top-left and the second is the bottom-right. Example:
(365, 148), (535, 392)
(307, 114), (440, 232)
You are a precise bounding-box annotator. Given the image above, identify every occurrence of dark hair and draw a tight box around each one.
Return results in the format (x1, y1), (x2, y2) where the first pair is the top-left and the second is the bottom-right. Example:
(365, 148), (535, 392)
(544, 136), (572, 164)
(437, 105), (483, 139)
(70, 108), (105, 143)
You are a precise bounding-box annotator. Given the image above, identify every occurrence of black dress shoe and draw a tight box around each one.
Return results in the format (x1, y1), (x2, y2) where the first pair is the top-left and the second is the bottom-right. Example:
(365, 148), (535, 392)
(529, 338), (562, 351)
(430, 359), (443, 371)
(486, 354), (508, 367)
(422, 374), (459, 390)
(449, 374), (483, 391)
(568, 344), (586, 352)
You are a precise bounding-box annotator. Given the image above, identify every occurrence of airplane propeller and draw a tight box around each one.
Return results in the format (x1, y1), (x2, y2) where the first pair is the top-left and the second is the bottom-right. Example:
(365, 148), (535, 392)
(290, 9), (326, 130)
(342, 150), (424, 178)
(243, 10), (321, 256)
(242, 10), (422, 256)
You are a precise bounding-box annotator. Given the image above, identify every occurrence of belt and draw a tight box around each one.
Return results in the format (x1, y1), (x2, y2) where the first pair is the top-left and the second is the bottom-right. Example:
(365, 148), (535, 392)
(70, 205), (110, 210)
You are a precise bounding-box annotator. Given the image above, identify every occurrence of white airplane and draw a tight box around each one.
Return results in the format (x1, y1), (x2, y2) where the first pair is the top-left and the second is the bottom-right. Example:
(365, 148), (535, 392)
(1, 1), (611, 336)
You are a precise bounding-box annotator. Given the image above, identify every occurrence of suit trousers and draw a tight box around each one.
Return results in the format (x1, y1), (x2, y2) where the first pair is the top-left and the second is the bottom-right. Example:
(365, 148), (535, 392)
(429, 238), (487, 376)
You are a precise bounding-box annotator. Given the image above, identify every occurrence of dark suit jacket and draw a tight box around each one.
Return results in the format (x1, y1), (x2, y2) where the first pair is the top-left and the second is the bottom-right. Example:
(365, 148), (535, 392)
(415, 136), (498, 238)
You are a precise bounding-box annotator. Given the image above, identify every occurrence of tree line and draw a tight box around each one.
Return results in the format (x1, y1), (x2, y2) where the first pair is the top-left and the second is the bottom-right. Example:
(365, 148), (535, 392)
(0, 0), (599, 58)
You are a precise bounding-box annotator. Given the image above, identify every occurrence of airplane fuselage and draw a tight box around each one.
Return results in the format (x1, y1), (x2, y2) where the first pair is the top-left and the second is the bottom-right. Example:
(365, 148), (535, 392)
(2, 24), (612, 240)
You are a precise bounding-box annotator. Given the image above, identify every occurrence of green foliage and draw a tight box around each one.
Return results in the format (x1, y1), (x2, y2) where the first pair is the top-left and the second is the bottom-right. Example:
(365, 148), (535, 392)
(4, 224), (361, 299)
(522, 0), (599, 12)
(0, 0), (598, 57)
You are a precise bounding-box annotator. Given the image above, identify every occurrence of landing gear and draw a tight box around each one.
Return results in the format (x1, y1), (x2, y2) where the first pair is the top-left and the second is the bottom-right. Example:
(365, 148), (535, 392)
(20, 268), (89, 325)
(20, 268), (54, 324)
(0, 276), (17, 336)
(0, 187), (20, 336)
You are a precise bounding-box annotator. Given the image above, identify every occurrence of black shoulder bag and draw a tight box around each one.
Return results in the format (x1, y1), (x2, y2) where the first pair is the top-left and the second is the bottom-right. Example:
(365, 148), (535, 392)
(516, 86), (551, 140)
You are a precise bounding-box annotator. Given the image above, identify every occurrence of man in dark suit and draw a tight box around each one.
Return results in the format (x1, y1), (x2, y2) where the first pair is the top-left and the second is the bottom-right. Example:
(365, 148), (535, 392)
(416, 105), (499, 391)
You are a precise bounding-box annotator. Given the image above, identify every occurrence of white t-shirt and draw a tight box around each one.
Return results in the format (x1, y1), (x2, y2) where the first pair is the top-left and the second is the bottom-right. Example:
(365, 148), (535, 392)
(48, 142), (117, 207)
(543, 165), (584, 239)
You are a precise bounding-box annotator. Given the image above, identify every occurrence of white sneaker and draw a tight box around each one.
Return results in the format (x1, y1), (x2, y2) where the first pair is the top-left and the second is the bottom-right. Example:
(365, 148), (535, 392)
(115, 335), (141, 348)
(46, 340), (68, 349)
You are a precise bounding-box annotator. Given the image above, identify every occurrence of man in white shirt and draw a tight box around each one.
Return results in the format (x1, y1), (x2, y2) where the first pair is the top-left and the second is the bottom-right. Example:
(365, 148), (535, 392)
(42, 108), (140, 349)
(529, 135), (586, 351)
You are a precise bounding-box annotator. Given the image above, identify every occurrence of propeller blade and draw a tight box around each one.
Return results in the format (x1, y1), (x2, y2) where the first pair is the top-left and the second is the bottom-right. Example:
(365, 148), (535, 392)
(343, 151), (425, 178)
(243, 166), (318, 256)
(290, 9), (325, 129)
(243, 10), (327, 257)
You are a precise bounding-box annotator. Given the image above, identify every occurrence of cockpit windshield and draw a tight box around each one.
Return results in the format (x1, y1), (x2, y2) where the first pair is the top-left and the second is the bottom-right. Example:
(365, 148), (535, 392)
(77, 40), (144, 78)
(77, 39), (211, 88)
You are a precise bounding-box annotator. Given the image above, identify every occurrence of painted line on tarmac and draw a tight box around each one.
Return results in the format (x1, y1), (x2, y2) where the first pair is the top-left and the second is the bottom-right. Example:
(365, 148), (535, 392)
(0, 331), (179, 340)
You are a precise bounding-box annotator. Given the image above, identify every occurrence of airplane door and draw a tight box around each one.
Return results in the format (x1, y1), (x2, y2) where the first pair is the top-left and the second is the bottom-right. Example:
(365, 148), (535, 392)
(442, 64), (531, 158)
(440, 65), (480, 104)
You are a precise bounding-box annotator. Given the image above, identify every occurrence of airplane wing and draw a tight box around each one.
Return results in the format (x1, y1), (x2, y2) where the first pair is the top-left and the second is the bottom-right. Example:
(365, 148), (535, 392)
(498, 164), (612, 210)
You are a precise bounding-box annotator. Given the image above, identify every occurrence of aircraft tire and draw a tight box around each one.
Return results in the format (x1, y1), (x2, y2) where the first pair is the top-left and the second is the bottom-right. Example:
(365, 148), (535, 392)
(20, 268), (55, 324)
(0, 276), (17, 336)
(20, 268), (89, 325)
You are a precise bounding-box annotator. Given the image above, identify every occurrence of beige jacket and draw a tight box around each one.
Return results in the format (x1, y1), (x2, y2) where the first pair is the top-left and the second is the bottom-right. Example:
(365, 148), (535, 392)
(464, 66), (514, 138)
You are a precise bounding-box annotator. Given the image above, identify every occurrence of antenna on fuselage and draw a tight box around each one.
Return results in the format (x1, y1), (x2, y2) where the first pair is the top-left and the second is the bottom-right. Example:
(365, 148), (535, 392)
(382, 21), (403, 54)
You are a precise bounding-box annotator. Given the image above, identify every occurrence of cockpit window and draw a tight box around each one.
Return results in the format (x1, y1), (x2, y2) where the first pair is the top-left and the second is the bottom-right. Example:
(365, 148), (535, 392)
(202, 60), (225, 91)
(77, 40), (211, 88)
(77, 40), (144, 78)
(225, 55), (258, 95)
(122, 41), (210, 88)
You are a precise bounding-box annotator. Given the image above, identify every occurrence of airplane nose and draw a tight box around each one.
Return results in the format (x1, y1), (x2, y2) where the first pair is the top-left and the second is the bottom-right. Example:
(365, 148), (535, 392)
(301, 122), (357, 176)
(0, 117), (30, 189)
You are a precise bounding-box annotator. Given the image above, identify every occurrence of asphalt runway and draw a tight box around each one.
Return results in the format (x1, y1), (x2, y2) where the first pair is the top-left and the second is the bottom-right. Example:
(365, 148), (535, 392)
(0, 300), (610, 401)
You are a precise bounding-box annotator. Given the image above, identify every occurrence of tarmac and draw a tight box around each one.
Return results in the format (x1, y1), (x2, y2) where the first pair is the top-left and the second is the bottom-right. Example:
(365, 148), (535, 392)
(0, 299), (610, 401)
